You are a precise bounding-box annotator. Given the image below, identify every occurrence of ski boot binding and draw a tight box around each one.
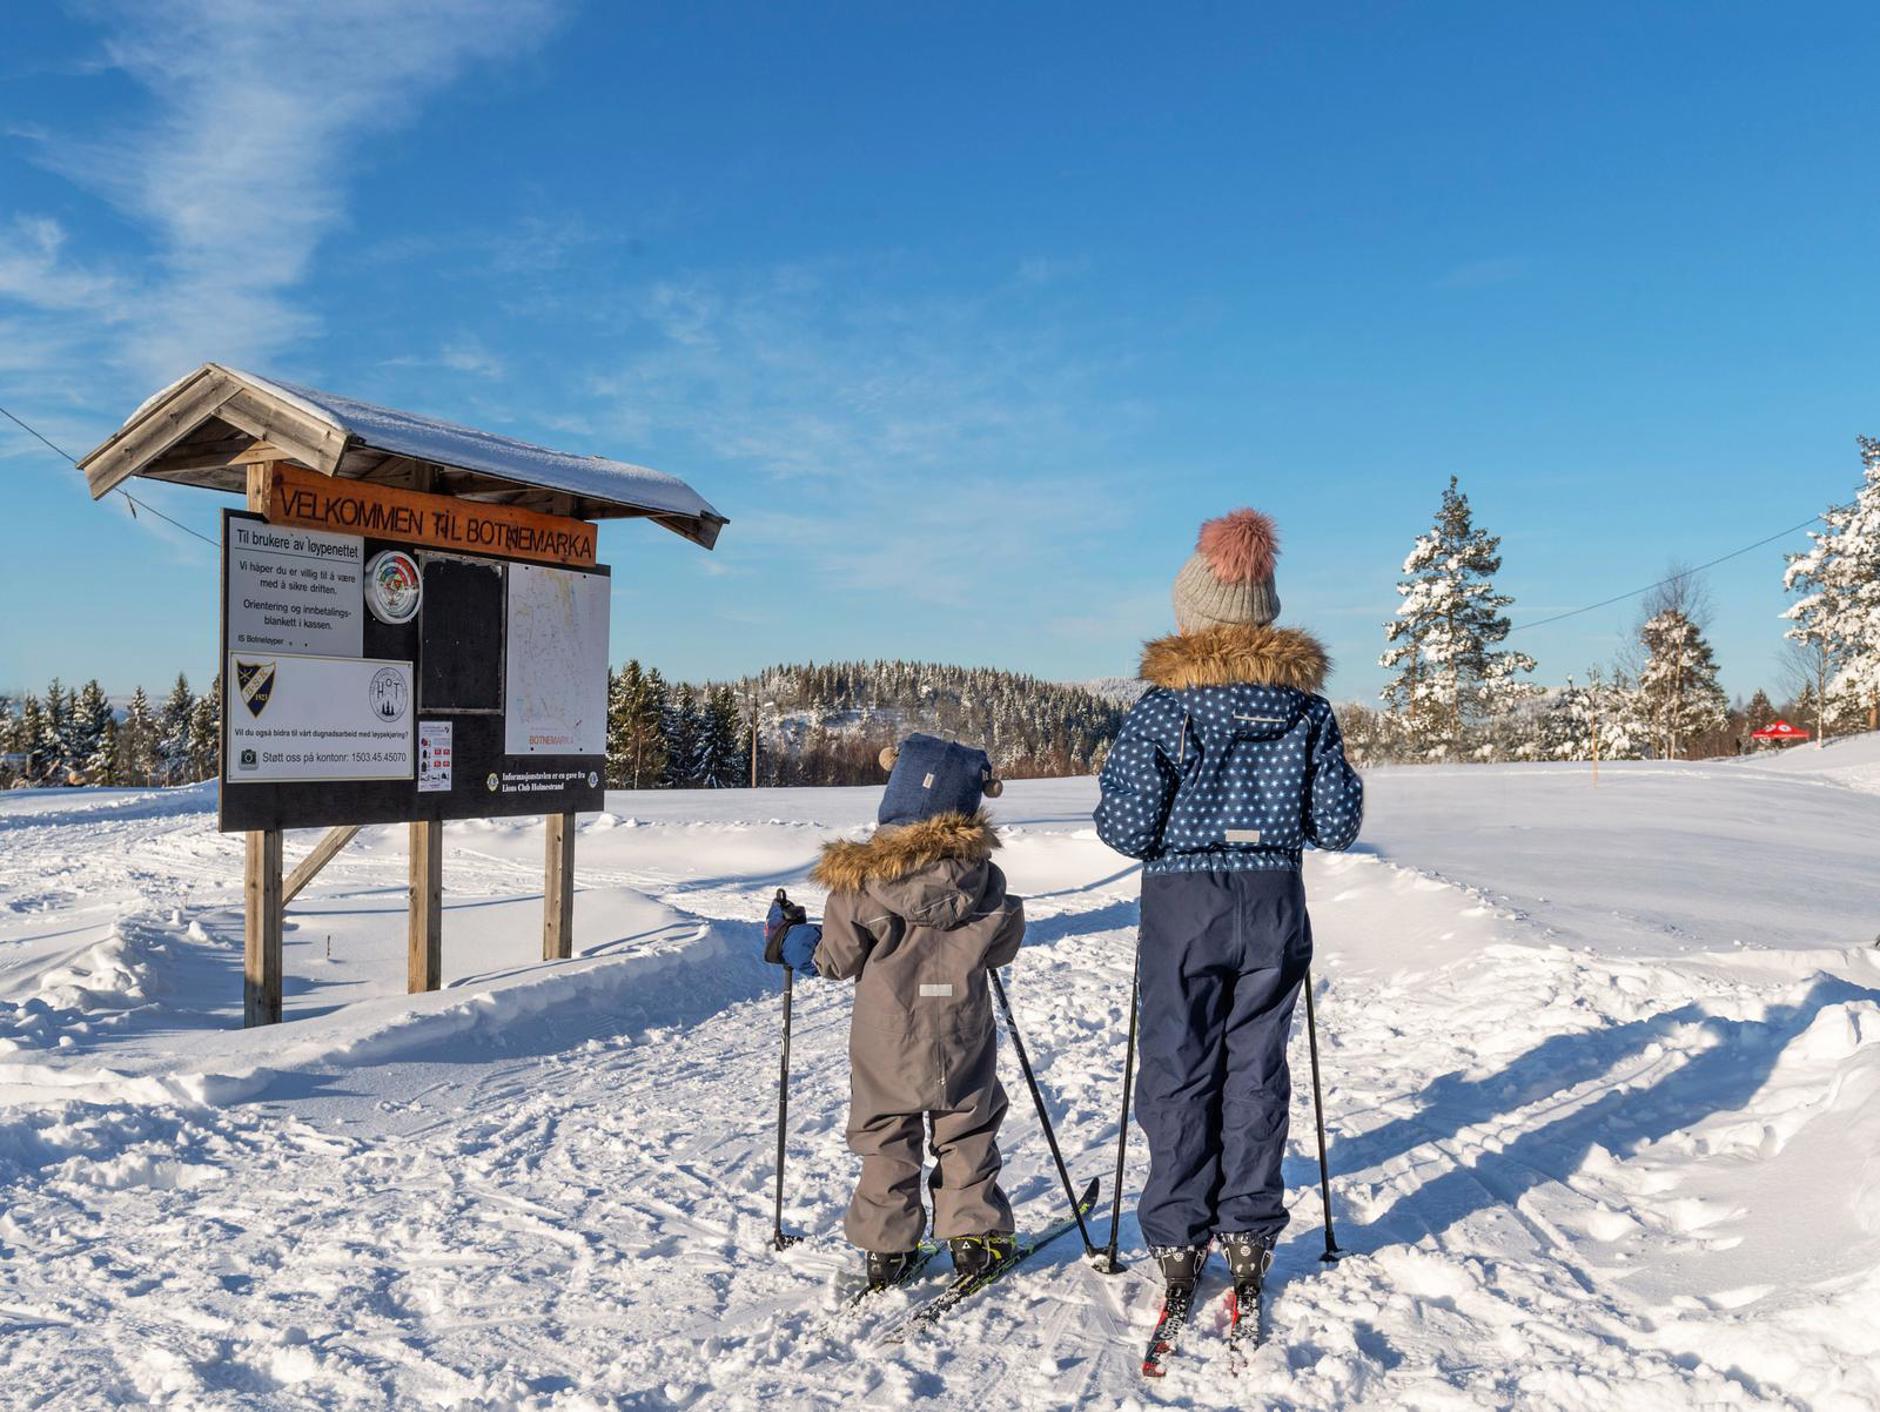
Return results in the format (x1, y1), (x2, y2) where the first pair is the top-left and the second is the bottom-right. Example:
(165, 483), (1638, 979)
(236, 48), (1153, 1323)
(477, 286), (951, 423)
(866, 1248), (925, 1293)
(948, 1232), (1018, 1282)
(1143, 1242), (1208, 1377)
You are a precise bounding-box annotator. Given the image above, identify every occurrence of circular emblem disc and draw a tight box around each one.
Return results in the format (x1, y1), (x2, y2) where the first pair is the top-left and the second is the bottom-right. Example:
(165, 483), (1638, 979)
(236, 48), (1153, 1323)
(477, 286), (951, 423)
(364, 550), (423, 624)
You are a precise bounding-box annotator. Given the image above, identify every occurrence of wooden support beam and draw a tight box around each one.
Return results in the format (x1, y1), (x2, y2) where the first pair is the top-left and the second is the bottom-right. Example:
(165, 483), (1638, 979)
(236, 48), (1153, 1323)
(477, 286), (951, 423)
(217, 385), (348, 475)
(543, 812), (576, 962)
(408, 819), (443, 993)
(244, 829), (284, 1027)
(83, 366), (238, 497)
(283, 825), (363, 906)
(246, 462), (271, 513)
(229, 440), (303, 466)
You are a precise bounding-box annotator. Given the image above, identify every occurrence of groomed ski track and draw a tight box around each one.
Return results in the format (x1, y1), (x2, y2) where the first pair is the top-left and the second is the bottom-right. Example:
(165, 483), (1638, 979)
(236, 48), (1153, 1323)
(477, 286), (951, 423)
(3, 750), (1880, 1408)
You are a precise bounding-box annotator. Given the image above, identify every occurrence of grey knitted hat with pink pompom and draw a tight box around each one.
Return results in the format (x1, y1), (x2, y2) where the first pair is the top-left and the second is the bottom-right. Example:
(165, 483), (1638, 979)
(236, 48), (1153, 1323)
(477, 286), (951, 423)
(1171, 509), (1281, 632)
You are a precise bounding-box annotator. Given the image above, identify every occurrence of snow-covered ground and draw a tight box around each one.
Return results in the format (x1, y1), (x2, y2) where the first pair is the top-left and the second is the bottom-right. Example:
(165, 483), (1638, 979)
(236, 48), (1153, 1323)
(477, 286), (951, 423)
(3, 737), (1879, 1408)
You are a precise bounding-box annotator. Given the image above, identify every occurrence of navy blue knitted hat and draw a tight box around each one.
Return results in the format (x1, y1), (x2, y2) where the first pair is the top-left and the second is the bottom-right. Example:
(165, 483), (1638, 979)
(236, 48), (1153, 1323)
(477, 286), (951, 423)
(876, 733), (1003, 826)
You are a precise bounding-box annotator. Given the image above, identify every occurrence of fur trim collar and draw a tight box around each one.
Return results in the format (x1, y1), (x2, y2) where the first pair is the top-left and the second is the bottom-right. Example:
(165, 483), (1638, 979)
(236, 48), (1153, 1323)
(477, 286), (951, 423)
(810, 810), (998, 893)
(1140, 624), (1330, 693)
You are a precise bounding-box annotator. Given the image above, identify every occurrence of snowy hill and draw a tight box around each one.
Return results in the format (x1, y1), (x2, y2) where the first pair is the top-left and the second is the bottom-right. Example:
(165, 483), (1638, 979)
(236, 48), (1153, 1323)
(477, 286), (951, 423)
(3, 759), (1879, 1406)
(732, 660), (1124, 783)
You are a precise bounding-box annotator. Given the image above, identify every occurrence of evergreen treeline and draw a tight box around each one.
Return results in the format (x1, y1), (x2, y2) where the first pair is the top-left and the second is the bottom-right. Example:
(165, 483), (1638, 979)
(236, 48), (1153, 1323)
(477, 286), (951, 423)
(0, 659), (1117, 792)
(608, 659), (1123, 789)
(0, 674), (220, 788)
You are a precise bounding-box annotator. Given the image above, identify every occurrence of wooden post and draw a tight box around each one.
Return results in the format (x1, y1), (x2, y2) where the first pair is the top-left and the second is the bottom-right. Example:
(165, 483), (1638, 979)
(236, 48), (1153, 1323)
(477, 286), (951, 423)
(244, 828), (284, 1026)
(408, 819), (442, 992)
(544, 811), (575, 961)
(241, 464), (286, 1027)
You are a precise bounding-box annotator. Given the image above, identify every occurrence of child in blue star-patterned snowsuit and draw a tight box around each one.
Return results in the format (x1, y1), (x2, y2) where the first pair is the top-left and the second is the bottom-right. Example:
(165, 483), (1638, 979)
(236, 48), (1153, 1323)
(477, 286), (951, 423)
(1095, 509), (1363, 1294)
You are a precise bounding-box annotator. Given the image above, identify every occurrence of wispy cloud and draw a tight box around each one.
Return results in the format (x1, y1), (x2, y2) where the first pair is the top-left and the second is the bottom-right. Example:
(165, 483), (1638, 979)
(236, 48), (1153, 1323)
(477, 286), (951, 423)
(381, 336), (507, 381)
(3, 0), (562, 391)
(593, 262), (1132, 485)
(586, 261), (1144, 606)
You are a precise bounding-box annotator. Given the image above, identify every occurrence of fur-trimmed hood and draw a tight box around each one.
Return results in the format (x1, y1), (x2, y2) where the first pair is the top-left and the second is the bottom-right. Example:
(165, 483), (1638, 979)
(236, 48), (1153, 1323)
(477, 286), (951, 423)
(810, 809), (1000, 894)
(1139, 624), (1329, 693)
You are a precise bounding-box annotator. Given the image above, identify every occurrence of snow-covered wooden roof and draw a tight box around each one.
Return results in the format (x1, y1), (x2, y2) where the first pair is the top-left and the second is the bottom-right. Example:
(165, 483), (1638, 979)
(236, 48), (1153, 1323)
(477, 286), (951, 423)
(79, 363), (727, 549)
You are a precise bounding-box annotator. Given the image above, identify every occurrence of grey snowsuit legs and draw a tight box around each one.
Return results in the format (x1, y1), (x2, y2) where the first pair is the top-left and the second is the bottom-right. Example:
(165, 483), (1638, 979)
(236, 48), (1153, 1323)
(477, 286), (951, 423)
(846, 1033), (1012, 1250)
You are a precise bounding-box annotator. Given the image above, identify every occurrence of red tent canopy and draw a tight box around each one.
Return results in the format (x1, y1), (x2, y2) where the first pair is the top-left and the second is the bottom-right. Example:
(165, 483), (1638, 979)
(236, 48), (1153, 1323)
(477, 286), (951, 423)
(1751, 718), (1811, 743)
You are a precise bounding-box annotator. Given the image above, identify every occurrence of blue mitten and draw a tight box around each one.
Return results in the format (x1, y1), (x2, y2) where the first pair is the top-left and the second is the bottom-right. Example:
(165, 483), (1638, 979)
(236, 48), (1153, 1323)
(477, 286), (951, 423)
(763, 890), (823, 976)
(781, 922), (822, 974)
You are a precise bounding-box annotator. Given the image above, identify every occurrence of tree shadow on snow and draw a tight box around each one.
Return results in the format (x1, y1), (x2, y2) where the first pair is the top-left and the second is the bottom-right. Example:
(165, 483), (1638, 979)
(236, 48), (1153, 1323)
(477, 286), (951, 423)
(1339, 973), (1880, 1253)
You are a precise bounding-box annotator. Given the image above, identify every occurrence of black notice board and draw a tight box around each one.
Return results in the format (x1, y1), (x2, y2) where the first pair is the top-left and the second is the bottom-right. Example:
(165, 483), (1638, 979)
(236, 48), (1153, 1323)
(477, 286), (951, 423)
(218, 510), (609, 833)
(419, 554), (505, 713)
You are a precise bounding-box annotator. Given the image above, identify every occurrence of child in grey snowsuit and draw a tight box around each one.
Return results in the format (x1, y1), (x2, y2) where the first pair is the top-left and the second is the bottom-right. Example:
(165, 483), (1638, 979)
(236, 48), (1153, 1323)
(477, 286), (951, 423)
(773, 734), (1026, 1290)
(1095, 508), (1363, 1317)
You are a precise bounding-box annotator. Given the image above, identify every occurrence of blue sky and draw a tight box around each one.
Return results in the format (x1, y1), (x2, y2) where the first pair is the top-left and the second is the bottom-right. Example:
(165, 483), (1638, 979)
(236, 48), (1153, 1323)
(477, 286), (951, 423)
(4, 1), (1877, 704)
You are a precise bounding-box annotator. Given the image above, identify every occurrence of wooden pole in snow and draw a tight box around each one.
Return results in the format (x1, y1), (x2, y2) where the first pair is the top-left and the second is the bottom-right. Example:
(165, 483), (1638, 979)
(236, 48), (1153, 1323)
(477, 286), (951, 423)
(408, 820), (443, 992)
(543, 812), (575, 961)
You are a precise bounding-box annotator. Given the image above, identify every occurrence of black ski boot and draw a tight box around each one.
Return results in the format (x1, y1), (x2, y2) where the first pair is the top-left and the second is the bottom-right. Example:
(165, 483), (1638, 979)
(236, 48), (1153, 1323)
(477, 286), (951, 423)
(1220, 1230), (1276, 1362)
(948, 1232), (1018, 1282)
(866, 1248), (924, 1292)
(1142, 1243), (1208, 1377)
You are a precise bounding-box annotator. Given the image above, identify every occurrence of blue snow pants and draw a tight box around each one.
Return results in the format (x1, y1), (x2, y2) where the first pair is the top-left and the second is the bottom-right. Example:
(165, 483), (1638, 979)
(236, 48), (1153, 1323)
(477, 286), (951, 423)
(1135, 867), (1312, 1249)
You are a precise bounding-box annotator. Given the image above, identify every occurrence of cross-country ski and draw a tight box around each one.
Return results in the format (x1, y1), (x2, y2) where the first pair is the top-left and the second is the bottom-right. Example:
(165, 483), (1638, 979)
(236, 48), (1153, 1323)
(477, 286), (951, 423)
(877, 1177), (1102, 1345)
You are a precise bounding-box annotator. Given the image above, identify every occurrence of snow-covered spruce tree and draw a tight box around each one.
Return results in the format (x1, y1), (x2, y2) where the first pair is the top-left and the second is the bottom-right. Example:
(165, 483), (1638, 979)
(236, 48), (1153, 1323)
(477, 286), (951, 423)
(1380, 476), (1539, 759)
(607, 660), (667, 789)
(1785, 435), (1880, 733)
(662, 685), (702, 789)
(157, 674), (194, 785)
(117, 686), (156, 786)
(0, 695), (16, 787)
(695, 686), (745, 788)
(73, 680), (115, 785)
(604, 663), (634, 788)
(1637, 608), (1727, 759)
(35, 680), (76, 785)
(15, 694), (45, 785)
(187, 683), (220, 782)
(1744, 687), (1777, 732)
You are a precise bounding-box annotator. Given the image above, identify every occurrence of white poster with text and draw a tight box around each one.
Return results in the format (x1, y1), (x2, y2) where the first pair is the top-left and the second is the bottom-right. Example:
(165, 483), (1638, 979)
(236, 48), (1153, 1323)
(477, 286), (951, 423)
(225, 654), (414, 783)
(225, 519), (364, 658)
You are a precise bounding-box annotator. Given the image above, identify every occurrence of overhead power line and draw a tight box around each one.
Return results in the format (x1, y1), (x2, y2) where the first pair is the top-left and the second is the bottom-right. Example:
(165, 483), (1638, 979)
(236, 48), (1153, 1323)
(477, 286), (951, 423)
(0, 394), (1837, 611)
(0, 399), (219, 548)
(1508, 514), (1826, 634)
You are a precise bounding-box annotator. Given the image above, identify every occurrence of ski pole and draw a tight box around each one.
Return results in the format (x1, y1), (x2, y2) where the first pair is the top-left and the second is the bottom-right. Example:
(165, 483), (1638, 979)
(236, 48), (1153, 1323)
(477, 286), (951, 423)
(990, 967), (1098, 1258)
(1302, 966), (1343, 1262)
(771, 947), (804, 1252)
(1095, 938), (1140, 1274)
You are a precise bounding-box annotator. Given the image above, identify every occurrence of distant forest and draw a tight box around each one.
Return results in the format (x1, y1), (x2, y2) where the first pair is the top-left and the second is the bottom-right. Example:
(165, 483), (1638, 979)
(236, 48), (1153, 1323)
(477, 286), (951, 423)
(1, 661), (1124, 790)
(607, 660), (1125, 789)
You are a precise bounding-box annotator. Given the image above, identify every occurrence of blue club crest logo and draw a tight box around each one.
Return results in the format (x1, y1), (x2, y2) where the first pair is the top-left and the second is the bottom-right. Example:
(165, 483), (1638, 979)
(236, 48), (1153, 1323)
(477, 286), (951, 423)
(236, 660), (277, 718)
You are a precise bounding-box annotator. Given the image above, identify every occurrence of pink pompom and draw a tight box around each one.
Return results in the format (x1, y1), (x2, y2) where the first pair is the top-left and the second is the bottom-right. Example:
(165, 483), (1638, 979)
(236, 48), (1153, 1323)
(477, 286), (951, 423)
(1196, 508), (1279, 582)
